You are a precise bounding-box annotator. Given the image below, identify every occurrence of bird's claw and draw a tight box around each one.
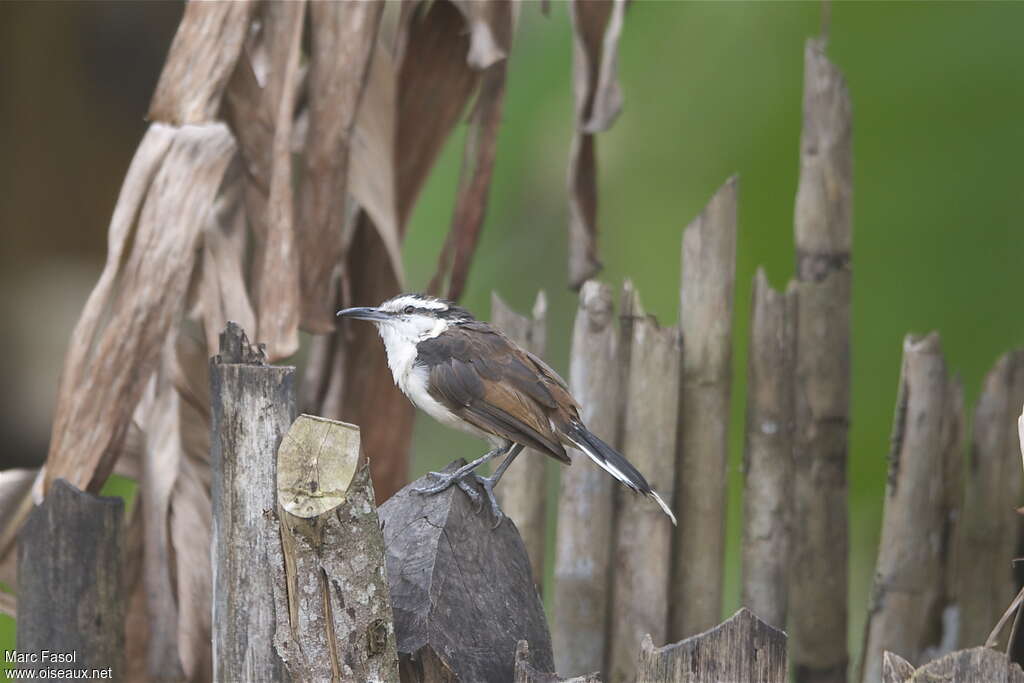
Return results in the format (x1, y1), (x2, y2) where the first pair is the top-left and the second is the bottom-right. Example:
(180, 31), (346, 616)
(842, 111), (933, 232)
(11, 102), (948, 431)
(473, 474), (505, 528)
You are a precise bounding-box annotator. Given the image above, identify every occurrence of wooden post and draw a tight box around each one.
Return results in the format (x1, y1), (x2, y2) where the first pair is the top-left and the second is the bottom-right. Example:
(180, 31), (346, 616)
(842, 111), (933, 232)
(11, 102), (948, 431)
(552, 281), (620, 677)
(608, 282), (680, 683)
(789, 37), (854, 683)
(636, 608), (787, 683)
(514, 641), (602, 683)
(671, 176), (737, 640)
(740, 269), (796, 630)
(861, 333), (958, 682)
(957, 351), (1024, 648)
(16, 479), (124, 678)
(380, 462), (554, 683)
(491, 291), (548, 591)
(210, 322), (295, 682)
(883, 648), (1024, 682)
(273, 415), (399, 681)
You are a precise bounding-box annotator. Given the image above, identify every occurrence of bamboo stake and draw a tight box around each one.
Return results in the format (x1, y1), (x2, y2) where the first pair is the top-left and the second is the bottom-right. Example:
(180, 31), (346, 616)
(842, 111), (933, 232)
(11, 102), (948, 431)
(957, 350), (1024, 648)
(861, 333), (955, 682)
(740, 270), (796, 630)
(210, 322), (296, 682)
(671, 175), (738, 639)
(789, 37), (854, 683)
(553, 281), (620, 677)
(491, 291), (549, 591)
(608, 283), (680, 683)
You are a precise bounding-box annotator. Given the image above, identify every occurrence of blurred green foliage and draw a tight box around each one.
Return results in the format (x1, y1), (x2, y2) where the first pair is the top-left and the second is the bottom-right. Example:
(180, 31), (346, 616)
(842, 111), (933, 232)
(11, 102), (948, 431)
(404, 0), (1024, 664)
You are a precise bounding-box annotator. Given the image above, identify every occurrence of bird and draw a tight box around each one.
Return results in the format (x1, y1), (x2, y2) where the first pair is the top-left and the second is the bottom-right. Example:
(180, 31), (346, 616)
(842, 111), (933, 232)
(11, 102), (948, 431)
(337, 293), (676, 526)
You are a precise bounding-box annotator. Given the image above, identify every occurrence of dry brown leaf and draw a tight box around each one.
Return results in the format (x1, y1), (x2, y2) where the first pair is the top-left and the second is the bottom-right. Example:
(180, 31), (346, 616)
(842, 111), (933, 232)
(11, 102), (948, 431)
(255, 0), (306, 360)
(452, 0), (513, 69)
(566, 0), (627, 289)
(297, 0), (384, 333)
(0, 467), (38, 602)
(429, 58), (509, 301)
(149, 0), (257, 125)
(44, 123), (236, 495)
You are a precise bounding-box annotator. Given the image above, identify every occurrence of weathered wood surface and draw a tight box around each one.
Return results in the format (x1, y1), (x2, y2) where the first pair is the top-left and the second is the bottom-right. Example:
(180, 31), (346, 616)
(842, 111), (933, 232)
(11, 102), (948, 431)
(553, 281), (620, 677)
(380, 462), (554, 683)
(273, 415), (399, 682)
(790, 37), (854, 683)
(210, 322), (295, 682)
(636, 608), (787, 683)
(515, 641), (602, 683)
(861, 333), (959, 682)
(882, 648), (1024, 682)
(741, 269), (796, 631)
(958, 350), (1024, 648)
(491, 291), (549, 592)
(16, 479), (124, 678)
(672, 176), (737, 640)
(609, 283), (680, 683)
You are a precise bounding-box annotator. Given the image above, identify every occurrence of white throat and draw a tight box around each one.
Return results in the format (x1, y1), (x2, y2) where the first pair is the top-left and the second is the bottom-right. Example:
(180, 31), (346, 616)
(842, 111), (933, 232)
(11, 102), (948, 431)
(376, 316), (449, 391)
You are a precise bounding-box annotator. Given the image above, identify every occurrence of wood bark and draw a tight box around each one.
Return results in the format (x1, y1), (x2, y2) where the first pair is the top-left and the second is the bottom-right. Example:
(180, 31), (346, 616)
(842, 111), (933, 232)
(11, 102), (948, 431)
(957, 350), (1024, 648)
(380, 463), (554, 683)
(608, 283), (680, 683)
(210, 322), (295, 682)
(16, 479), (124, 678)
(882, 648), (1024, 683)
(740, 269), (796, 631)
(514, 641), (602, 683)
(273, 415), (399, 682)
(671, 175), (737, 639)
(635, 608), (787, 683)
(861, 333), (958, 682)
(789, 37), (854, 683)
(490, 291), (548, 593)
(552, 281), (620, 677)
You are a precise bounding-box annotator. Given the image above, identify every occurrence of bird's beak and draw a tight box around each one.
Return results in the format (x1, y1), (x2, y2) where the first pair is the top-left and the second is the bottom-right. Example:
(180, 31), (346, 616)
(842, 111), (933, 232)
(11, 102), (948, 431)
(336, 306), (391, 322)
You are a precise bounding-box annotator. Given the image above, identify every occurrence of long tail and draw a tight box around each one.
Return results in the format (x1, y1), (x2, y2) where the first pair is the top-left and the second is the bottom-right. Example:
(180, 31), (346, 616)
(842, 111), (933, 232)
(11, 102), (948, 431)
(564, 421), (677, 526)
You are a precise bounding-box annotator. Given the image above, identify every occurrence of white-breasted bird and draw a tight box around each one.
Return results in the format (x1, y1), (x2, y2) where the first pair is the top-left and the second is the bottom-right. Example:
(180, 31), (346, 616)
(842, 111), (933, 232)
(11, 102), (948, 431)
(337, 293), (676, 526)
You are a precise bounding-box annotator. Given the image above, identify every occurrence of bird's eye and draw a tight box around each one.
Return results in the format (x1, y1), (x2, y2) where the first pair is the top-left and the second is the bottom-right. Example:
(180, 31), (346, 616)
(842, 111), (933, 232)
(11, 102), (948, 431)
(403, 305), (415, 314)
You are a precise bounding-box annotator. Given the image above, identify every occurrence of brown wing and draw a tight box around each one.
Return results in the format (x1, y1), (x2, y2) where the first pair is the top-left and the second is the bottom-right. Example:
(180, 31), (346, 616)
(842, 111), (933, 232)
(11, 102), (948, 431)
(419, 323), (575, 464)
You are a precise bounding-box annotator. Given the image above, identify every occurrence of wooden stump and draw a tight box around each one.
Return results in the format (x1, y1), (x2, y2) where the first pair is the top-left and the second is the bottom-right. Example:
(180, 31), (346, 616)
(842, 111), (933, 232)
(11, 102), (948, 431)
(210, 322), (295, 682)
(514, 641), (601, 683)
(636, 608), (787, 683)
(273, 415), (399, 682)
(882, 648), (1024, 682)
(16, 479), (124, 678)
(380, 462), (554, 682)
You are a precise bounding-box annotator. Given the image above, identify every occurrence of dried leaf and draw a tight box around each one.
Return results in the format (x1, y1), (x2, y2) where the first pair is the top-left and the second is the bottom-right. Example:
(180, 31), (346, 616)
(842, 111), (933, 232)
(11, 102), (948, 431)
(277, 415), (360, 518)
(297, 0), (384, 333)
(255, 0), (306, 359)
(429, 57), (509, 301)
(452, 0), (513, 69)
(566, 0), (627, 289)
(44, 123), (236, 495)
(149, 0), (257, 125)
(0, 467), (38, 600)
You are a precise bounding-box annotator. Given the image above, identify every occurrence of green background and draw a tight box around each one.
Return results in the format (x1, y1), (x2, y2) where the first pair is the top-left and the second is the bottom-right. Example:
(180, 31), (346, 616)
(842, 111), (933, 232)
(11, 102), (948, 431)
(4, 0), (1024, 676)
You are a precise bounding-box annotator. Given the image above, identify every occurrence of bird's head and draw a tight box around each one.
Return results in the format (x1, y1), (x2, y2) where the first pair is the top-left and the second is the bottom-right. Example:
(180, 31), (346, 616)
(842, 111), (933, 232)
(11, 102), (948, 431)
(337, 293), (473, 345)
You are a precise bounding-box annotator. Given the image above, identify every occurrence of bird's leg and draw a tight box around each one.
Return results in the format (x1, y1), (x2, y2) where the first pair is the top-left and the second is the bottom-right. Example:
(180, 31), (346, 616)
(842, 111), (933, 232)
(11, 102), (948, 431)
(413, 444), (511, 504)
(473, 444), (525, 527)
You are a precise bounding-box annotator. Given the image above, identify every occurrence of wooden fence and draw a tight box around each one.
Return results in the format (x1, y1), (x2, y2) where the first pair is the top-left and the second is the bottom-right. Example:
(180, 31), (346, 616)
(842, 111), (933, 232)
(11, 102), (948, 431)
(11, 30), (1024, 683)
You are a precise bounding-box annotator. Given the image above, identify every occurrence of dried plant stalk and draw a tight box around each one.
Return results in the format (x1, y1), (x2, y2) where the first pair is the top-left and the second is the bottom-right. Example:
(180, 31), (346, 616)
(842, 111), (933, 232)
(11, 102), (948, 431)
(789, 37), (853, 683)
(608, 283), (680, 683)
(957, 350), (1024, 648)
(552, 281), (620, 677)
(491, 292), (548, 592)
(861, 333), (956, 682)
(741, 270), (796, 631)
(671, 176), (737, 640)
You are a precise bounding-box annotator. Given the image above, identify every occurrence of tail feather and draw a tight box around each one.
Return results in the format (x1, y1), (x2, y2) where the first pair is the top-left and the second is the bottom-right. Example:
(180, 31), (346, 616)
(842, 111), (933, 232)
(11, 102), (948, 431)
(565, 422), (677, 526)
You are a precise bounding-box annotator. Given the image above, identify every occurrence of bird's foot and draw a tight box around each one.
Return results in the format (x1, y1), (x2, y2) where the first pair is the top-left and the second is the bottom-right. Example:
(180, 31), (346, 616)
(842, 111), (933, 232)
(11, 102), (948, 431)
(472, 473), (505, 528)
(413, 470), (483, 509)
